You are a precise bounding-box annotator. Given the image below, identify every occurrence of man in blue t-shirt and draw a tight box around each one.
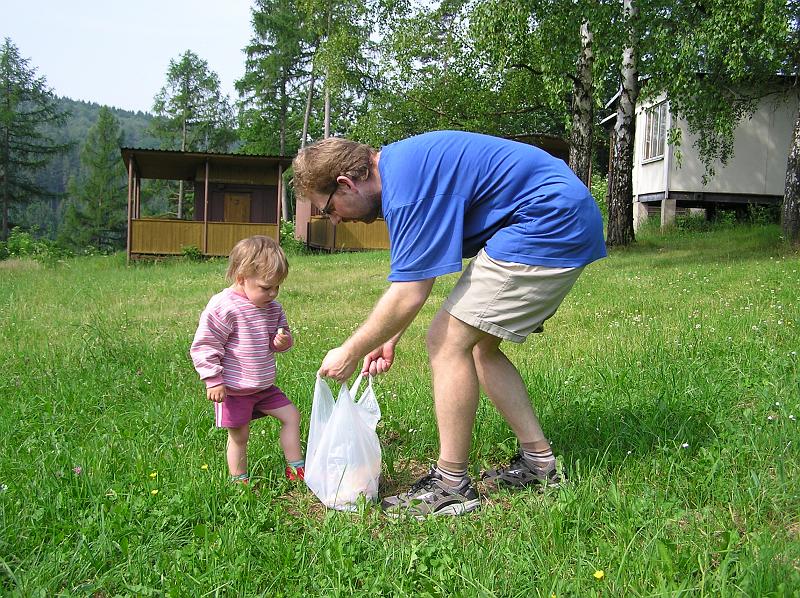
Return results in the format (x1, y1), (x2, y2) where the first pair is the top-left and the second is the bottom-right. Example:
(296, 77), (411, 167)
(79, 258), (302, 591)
(293, 131), (606, 518)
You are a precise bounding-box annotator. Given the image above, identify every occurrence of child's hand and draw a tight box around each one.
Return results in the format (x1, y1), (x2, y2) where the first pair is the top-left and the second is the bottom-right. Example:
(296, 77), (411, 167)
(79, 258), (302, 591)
(273, 327), (291, 351)
(207, 384), (226, 403)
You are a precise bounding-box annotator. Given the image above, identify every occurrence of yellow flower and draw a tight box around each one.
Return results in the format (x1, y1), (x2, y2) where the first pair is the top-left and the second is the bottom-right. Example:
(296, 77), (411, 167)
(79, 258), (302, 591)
(149, 472), (158, 479)
(150, 489), (159, 495)
(593, 570), (605, 580)
(200, 464), (209, 470)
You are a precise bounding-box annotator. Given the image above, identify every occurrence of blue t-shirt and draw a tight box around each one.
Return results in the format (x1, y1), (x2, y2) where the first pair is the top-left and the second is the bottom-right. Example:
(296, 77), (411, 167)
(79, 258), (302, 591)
(379, 131), (607, 282)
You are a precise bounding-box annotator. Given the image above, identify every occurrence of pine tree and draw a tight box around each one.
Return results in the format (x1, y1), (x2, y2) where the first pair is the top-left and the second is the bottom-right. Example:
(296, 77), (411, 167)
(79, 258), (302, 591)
(150, 50), (237, 218)
(0, 38), (69, 240)
(59, 107), (127, 251)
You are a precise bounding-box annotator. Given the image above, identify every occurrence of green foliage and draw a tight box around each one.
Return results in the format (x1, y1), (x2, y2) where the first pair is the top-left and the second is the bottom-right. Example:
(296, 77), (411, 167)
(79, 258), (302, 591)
(0, 37), (71, 240)
(150, 50), (237, 153)
(0, 226), (71, 263)
(590, 173), (608, 222)
(180, 245), (203, 261)
(58, 107), (128, 252)
(279, 219), (307, 255)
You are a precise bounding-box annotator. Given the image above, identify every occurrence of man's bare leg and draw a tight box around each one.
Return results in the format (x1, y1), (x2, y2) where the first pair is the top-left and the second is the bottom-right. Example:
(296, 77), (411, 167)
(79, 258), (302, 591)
(426, 309), (487, 474)
(472, 336), (549, 451)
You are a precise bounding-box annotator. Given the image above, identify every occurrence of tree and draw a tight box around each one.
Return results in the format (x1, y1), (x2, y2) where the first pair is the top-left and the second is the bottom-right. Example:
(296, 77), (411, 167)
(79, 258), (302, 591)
(151, 50), (237, 218)
(58, 107), (127, 251)
(606, 0), (639, 247)
(238, 0), (314, 157)
(0, 38), (69, 240)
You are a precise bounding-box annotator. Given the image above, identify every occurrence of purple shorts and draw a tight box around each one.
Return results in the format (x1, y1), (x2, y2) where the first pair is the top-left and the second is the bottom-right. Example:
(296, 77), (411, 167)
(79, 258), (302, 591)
(214, 386), (292, 429)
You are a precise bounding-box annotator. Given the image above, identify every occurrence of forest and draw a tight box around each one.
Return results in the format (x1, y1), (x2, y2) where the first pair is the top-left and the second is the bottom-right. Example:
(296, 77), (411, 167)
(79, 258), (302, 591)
(1, 0), (799, 253)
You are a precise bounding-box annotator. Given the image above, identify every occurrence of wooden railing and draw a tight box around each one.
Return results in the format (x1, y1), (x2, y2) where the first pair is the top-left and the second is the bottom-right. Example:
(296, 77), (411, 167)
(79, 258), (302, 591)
(130, 219), (279, 257)
(307, 216), (390, 251)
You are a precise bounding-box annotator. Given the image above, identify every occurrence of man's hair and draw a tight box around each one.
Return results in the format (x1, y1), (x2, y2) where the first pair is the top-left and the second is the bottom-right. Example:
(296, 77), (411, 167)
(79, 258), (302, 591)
(292, 137), (375, 201)
(226, 235), (288, 283)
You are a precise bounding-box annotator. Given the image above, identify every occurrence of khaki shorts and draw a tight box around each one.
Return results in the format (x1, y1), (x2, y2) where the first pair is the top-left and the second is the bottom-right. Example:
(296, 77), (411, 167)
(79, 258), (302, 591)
(442, 249), (584, 343)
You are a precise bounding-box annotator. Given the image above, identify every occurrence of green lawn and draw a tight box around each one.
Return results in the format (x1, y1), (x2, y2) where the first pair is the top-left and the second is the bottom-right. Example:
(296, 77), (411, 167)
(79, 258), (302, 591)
(1, 224), (798, 596)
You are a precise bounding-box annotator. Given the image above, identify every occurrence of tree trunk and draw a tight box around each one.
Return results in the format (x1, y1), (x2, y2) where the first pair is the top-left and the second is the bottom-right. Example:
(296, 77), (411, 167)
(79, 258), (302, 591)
(301, 71), (316, 149)
(607, 0), (639, 247)
(324, 84), (331, 139)
(279, 68), (290, 222)
(2, 124), (8, 240)
(782, 101), (800, 246)
(178, 118), (187, 219)
(569, 20), (594, 186)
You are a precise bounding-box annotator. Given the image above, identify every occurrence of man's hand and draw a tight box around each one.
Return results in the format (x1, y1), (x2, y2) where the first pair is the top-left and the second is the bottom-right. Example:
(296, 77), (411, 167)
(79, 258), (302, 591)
(362, 341), (396, 376)
(207, 384), (226, 403)
(273, 327), (291, 351)
(319, 346), (359, 382)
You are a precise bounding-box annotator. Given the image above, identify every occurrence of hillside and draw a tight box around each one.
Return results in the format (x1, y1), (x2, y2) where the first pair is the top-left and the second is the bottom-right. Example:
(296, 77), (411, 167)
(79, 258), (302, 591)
(26, 97), (158, 236)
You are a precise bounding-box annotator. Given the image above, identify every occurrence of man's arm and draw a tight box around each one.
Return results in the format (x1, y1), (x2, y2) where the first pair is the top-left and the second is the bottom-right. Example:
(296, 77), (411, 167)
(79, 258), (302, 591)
(319, 278), (435, 381)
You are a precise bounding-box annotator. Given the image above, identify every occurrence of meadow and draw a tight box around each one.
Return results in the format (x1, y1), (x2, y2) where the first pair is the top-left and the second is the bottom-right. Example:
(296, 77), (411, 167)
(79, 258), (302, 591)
(1, 223), (798, 597)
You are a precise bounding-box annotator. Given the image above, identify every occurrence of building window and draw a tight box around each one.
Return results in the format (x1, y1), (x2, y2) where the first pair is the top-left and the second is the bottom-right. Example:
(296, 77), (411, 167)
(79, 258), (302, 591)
(643, 101), (668, 161)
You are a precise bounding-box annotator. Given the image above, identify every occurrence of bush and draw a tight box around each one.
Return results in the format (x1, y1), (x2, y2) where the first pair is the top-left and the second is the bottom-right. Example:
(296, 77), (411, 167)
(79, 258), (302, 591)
(279, 220), (307, 255)
(1, 227), (71, 264)
(181, 245), (203, 261)
(590, 174), (608, 222)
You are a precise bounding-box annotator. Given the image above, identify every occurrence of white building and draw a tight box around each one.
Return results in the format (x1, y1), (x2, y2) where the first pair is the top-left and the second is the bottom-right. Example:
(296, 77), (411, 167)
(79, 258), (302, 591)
(605, 87), (798, 230)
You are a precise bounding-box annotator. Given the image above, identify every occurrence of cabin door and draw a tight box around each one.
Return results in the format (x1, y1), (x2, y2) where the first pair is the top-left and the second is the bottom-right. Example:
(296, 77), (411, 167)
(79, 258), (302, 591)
(223, 193), (251, 223)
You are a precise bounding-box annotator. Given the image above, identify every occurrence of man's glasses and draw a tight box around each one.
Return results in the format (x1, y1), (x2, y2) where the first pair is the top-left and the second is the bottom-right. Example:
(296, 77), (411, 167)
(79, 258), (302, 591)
(320, 185), (337, 216)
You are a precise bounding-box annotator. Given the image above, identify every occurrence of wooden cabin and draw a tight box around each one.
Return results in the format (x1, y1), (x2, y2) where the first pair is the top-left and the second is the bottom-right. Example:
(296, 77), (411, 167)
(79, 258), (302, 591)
(294, 133), (569, 252)
(121, 148), (292, 260)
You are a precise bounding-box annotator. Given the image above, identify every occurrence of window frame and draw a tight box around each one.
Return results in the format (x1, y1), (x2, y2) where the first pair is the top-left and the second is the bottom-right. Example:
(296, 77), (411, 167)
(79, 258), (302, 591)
(642, 101), (668, 162)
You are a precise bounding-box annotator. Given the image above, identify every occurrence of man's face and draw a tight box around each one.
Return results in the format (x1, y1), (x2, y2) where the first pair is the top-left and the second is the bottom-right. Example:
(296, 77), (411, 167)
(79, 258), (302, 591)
(317, 182), (381, 225)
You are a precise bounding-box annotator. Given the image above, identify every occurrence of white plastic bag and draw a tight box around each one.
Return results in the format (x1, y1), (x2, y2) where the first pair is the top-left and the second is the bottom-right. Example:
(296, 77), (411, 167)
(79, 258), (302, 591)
(304, 374), (382, 511)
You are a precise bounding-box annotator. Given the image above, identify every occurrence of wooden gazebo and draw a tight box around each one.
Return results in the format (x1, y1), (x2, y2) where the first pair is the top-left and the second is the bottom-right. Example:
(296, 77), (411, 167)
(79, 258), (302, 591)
(121, 148), (293, 260)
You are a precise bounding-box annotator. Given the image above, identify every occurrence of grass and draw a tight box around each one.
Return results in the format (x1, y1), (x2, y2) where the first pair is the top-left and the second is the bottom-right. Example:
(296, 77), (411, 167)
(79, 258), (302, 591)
(1, 224), (799, 596)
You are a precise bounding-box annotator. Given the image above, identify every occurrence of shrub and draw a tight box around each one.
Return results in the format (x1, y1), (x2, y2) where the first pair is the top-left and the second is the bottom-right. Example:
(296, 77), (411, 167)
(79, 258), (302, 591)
(1, 227), (71, 264)
(279, 220), (307, 255)
(181, 245), (203, 261)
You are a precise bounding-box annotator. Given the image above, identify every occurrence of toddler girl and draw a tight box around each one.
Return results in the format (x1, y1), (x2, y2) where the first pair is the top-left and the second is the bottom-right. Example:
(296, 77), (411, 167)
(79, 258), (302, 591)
(191, 235), (304, 484)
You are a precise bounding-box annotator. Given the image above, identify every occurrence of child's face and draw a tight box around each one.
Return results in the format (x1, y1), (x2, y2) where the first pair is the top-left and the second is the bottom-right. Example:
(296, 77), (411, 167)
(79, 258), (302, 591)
(237, 274), (281, 307)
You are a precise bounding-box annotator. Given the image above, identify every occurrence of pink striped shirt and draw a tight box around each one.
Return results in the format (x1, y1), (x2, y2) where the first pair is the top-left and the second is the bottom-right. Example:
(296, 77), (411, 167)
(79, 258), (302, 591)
(190, 288), (292, 395)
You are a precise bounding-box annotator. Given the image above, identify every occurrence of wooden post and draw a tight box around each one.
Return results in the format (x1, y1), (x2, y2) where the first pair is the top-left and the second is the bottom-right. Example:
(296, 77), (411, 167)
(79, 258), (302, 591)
(276, 163), (283, 241)
(134, 173), (141, 218)
(126, 156), (133, 263)
(203, 159), (210, 255)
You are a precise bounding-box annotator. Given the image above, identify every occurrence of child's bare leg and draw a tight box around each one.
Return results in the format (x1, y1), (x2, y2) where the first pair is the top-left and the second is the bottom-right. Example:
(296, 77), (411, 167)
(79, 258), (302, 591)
(227, 424), (250, 477)
(263, 404), (302, 462)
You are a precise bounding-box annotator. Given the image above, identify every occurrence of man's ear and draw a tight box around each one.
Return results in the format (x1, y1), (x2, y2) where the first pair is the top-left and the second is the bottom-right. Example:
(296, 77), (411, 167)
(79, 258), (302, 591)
(336, 175), (358, 191)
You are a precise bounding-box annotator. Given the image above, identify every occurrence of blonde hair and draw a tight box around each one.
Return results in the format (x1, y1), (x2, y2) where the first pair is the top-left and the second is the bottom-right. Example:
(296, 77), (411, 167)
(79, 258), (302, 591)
(292, 137), (376, 201)
(226, 236), (288, 284)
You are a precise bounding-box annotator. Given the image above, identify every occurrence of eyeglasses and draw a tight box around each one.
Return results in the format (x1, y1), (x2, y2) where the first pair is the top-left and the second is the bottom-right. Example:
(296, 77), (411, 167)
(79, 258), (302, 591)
(320, 185), (337, 216)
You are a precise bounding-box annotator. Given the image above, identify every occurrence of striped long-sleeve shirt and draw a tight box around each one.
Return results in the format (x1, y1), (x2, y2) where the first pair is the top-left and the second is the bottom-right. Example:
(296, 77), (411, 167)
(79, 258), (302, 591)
(190, 288), (292, 395)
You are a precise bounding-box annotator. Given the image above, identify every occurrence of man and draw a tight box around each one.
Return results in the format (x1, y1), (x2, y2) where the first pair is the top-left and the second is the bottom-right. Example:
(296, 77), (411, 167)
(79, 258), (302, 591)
(292, 130), (606, 517)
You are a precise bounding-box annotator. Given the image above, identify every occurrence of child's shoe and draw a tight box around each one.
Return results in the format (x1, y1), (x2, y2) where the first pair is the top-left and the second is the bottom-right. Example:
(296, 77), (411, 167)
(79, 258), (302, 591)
(285, 465), (305, 481)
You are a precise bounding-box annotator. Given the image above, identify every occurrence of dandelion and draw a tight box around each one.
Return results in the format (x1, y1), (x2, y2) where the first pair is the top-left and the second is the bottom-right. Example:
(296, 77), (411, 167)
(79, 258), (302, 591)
(72, 466), (82, 475)
(681, 443), (690, 449)
(767, 415), (775, 421)
(201, 464), (209, 470)
(151, 489), (159, 496)
(594, 570), (605, 580)
(149, 472), (158, 479)
(0, 484), (7, 492)
(775, 402), (781, 407)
